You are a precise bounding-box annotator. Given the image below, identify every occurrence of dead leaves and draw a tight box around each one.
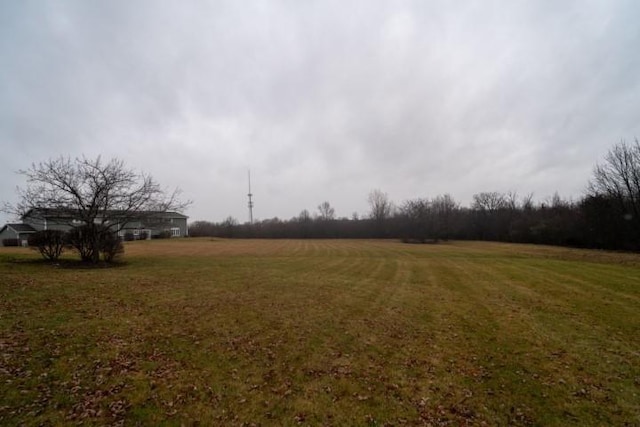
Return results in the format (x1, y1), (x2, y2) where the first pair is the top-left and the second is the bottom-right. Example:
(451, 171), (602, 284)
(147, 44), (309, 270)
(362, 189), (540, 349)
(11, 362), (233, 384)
(67, 384), (129, 423)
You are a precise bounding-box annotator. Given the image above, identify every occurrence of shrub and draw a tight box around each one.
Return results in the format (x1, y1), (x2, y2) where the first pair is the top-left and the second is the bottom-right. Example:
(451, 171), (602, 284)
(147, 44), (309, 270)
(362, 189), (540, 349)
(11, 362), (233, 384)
(100, 230), (124, 262)
(28, 230), (66, 261)
(124, 232), (134, 241)
(68, 225), (125, 263)
(67, 225), (96, 262)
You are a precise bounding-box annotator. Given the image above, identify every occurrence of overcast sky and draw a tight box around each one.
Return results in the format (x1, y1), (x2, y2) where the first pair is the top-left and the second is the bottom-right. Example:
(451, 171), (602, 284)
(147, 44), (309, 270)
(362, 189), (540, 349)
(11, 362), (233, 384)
(1, 1), (639, 224)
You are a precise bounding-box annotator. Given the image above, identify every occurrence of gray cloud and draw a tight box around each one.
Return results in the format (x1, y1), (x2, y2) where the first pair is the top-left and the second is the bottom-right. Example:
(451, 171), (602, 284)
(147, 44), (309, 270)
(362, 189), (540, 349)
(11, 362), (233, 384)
(2, 0), (639, 224)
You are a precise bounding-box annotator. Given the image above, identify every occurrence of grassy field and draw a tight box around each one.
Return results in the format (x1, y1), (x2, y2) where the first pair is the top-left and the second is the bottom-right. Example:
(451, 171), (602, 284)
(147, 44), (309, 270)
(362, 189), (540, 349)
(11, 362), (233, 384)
(1, 239), (639, 426)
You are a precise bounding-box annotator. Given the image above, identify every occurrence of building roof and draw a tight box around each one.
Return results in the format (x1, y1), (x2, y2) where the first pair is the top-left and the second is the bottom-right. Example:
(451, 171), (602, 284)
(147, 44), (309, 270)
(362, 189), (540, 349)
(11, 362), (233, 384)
(23, 208), (188, 219)
(5, 223), (37, 233)
(22, 208), (76, 219)
(145, 211), (189, 219)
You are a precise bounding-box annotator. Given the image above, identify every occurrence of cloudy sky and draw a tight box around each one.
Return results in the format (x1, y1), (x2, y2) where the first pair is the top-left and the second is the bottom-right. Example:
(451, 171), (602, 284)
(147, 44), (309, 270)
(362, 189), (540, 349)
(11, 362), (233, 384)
(1, 1), (639, 224)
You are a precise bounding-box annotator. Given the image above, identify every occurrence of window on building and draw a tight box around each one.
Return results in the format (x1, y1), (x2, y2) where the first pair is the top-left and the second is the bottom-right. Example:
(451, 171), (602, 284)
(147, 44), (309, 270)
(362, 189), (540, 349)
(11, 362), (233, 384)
(171, 227), (180, 237)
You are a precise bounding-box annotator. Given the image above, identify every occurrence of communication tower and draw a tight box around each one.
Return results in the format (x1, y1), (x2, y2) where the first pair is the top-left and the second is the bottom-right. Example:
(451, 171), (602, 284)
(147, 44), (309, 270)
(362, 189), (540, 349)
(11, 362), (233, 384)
(247, 170), (254, 224)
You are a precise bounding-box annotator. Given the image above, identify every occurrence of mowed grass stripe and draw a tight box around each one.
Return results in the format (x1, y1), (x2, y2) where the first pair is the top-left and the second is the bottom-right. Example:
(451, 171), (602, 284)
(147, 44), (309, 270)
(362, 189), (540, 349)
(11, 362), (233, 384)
(414, 256), (631, 425)
(500, 259), (640, 342)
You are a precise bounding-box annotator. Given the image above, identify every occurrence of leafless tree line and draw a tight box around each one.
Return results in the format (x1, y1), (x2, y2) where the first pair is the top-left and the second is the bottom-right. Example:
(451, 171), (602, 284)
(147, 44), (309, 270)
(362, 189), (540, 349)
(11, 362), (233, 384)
(191, 140), (640, 251)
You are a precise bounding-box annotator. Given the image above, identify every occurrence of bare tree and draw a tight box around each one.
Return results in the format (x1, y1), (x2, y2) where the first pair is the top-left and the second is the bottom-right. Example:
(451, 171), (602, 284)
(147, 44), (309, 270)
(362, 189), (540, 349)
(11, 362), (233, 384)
(505, 191), (519, 211)
(221, 216), (239, 238)
(400, 198), (433, 242)
(367, 189), (393, 237)
(188, 220), (216, 237)
(432, 194), (459, 240)
(547, 192), (571, 210)
(589, 139), (640, 224)
(7, 156), (190, 263)
(521, 193), (534, 211)
(471, 192), (510, 241)
(317, 201), (335, 221)
(295, 209), (313, 238)
(297, 209), (312, 222)
(368, 189), (393, 221)
(472, 192), (508, 212)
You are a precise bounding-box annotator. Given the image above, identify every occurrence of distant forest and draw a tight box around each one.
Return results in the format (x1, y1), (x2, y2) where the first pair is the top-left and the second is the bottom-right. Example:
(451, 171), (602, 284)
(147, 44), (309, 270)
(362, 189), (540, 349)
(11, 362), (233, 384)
(190, 140), (640, 252)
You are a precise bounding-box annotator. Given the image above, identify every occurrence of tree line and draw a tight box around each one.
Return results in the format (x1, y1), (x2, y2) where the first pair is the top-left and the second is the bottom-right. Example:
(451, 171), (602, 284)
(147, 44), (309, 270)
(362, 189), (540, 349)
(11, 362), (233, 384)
(190, 140), (640, 251)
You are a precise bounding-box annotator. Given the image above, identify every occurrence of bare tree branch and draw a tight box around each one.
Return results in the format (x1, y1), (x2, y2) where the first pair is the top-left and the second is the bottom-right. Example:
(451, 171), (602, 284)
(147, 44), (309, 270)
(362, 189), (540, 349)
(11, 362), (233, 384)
(589, 140), (640, 224)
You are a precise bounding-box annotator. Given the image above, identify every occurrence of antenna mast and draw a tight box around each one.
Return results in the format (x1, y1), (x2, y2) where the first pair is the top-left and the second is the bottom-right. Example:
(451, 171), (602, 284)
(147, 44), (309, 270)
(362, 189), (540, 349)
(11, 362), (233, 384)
(247, 170), (254, 224)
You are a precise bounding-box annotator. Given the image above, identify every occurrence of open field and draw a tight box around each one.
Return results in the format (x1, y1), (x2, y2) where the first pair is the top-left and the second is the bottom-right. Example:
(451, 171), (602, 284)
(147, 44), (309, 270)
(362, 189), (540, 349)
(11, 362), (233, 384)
(1, 239), (639, 426)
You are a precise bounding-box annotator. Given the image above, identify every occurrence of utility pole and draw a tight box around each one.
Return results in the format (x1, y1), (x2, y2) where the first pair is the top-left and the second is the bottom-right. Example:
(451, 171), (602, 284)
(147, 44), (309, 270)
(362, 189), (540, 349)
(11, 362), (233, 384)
(247, 170), (254, 224)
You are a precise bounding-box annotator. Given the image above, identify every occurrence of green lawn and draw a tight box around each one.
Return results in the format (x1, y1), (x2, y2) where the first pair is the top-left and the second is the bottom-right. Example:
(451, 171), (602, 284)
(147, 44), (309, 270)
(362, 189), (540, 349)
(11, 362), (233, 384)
(1, 239), (639, 426)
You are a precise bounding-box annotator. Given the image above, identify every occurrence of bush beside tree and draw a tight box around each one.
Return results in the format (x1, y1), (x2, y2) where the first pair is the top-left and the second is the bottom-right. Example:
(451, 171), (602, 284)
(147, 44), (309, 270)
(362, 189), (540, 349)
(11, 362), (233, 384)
(100, 230), (124, 262)
(28, 230), (66, 261)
